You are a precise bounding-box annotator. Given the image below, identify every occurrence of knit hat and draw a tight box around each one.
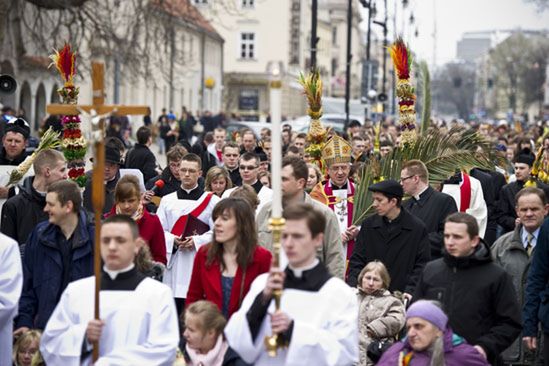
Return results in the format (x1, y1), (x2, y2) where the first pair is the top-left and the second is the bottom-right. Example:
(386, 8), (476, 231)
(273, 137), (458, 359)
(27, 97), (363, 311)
(406, 300), (448, 331)
(5, 117), (30, 139)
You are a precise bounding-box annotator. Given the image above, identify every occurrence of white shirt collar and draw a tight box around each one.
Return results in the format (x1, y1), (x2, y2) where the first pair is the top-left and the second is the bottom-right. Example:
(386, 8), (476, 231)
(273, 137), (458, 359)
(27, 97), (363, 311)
(521, 227), (540, 249)
(288, 258), (319, 278)
(182, 184), (199, 194)
(414, 185), (429, 201)
(103, 263), (135, 280)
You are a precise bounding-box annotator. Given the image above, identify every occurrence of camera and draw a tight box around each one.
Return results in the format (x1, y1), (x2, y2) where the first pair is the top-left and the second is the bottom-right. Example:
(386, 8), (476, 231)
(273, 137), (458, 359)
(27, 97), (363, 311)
(0, 74), (17, 95)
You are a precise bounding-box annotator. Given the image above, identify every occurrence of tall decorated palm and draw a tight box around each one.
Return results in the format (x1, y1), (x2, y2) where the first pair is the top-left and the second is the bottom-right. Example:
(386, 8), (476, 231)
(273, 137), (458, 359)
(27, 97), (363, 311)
(352, 38), (498, 225)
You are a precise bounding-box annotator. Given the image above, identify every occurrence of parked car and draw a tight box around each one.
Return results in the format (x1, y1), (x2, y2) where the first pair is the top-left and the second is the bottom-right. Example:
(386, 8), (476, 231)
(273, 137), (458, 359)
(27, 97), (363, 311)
(290, 114), (364, 133)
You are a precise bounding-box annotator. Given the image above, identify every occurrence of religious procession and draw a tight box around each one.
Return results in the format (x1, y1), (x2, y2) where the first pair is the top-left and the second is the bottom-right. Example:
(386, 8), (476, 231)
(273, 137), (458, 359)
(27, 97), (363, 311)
(1, 0), (549, 365)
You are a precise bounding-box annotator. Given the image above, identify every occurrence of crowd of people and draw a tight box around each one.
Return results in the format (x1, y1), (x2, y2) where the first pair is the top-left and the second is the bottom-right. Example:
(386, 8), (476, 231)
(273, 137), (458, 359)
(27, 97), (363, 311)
(1, 106), (549, 366)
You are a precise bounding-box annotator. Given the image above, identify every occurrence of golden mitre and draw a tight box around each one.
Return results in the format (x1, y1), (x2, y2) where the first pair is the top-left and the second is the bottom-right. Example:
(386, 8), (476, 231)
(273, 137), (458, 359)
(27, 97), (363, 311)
(321, 135), (352, 167)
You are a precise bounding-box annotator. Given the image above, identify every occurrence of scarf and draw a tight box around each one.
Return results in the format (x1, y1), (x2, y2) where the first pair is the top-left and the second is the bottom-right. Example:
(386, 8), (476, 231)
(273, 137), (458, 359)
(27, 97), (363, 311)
(115, 203), (144, 222)
(186, 334), (228, 366)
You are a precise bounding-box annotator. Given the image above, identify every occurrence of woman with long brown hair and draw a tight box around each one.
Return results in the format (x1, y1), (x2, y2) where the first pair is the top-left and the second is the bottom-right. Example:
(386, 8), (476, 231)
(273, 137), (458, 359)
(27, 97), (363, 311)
(186, 198), (271, 318)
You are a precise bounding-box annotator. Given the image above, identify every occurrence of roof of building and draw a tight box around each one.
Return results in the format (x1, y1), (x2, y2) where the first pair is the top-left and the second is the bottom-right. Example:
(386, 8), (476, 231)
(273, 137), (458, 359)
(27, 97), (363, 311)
(150, 0), (223, 41)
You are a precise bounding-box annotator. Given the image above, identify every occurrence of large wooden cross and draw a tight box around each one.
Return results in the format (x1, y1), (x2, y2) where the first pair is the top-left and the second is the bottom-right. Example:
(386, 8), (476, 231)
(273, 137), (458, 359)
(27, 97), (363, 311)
(46, 61), (150, 361)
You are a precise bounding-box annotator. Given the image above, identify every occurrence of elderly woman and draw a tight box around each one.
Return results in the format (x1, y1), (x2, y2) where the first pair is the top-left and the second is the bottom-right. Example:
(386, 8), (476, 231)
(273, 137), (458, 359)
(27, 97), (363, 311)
(205, 166), (232, 197)
(377, 300), (490, 366)
(357, 261), (405, 365)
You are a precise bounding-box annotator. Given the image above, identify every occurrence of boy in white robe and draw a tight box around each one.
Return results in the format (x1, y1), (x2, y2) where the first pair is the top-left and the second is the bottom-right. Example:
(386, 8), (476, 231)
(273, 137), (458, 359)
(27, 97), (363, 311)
(0, 233), (23, 366)
(40, 215), (179, 366)
(156, 153), (220, 314)
(225, 203), (358, 366)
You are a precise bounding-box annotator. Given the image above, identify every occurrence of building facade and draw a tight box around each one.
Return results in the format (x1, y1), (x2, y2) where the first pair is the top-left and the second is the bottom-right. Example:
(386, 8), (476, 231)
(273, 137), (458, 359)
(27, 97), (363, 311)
(0, 0), (224, 134)
(195, 0), (364, 120)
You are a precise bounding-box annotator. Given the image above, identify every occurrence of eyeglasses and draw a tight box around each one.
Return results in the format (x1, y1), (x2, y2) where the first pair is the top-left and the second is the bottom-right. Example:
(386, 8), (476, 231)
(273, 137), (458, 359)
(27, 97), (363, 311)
(399, 175), (415, 183)
(239, 165), (258, 171)
(180, 168), (198, 174)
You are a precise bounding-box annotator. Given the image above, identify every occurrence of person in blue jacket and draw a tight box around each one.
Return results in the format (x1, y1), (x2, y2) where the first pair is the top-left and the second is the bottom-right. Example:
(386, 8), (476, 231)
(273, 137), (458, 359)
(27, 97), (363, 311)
(524, 216), (549, 364)
(13, 179), (94, 335)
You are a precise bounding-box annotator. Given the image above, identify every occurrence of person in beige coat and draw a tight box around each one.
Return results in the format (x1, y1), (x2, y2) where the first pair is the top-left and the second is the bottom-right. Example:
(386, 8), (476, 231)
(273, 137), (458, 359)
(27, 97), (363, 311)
(357, 261), (406, 365)
(256, 156), (345, 279)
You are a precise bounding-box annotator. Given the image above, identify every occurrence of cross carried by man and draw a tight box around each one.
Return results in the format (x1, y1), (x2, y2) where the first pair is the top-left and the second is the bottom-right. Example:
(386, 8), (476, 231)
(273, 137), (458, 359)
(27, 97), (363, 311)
(46, 58), (149, 361)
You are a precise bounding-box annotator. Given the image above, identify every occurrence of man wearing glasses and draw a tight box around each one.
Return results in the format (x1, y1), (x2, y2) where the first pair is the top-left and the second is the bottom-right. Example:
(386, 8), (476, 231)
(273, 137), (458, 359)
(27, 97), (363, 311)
(222, 152), (272, 213)
(400, 160), (457, 259)
(311, 135), (359, 269)
(157, 153), (220, 316)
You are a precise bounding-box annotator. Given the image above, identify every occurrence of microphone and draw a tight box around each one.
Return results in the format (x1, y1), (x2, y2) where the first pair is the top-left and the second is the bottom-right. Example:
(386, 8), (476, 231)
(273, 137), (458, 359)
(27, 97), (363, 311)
(151, 179), (165, 195)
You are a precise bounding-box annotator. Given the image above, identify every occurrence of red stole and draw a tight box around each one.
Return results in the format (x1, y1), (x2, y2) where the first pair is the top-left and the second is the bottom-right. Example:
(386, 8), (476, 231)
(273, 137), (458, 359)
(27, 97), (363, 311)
(170, 192), (214, 237)
(323, 180), (355, 261)
(459, 173), (472, 212)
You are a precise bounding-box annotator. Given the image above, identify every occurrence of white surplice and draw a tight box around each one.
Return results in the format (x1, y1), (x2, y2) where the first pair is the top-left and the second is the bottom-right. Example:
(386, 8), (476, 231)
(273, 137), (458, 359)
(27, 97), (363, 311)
(40, 276), (179, 366)
(0, 233), (22, 366)
(224, 273), (359, 366)
(156, 191), (220, 298)
(442, 175), (488, 238)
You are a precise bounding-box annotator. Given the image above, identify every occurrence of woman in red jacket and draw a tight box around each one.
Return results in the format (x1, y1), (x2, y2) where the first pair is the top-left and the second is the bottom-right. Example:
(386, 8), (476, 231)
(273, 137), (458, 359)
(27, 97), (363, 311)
(186, 197), (272, 318)
(106, 174), (167, 265)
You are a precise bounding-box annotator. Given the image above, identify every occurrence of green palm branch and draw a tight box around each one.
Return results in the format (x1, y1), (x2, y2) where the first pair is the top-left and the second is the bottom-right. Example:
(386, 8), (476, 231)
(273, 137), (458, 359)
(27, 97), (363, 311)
(352, 127), (500, 225)
(419, 60), (431, 135)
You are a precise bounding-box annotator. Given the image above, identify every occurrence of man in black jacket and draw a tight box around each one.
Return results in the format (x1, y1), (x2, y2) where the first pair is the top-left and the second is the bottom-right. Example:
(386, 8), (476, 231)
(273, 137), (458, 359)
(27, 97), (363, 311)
(125, 126), (159, 182)
(0, 118), (30, 198)
(347, 179), (430, 298)
(400, 160), (457, 258)
(1, 149), (67, 248)
(414, 212), (521, 365)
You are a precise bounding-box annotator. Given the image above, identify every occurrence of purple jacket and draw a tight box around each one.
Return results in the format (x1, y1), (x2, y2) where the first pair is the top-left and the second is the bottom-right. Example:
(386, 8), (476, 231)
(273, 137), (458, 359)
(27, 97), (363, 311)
(377, 328), (490, 366)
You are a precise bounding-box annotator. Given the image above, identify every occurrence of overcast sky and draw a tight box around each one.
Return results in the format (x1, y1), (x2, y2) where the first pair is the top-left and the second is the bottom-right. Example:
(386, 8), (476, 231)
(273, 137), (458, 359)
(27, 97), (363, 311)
(359, 0), (549, 67)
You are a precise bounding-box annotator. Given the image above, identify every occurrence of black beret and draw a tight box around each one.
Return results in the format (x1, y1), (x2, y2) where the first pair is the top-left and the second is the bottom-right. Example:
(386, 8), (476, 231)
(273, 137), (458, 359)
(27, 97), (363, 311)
(368, 179), (403, 198)
(515, 148), (535, 167)
(5, 118), (30, 139)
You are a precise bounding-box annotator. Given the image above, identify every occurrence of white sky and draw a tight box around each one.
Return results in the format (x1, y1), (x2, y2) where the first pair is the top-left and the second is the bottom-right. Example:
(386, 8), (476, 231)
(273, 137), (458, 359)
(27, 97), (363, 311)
(360, 0), (549, 67)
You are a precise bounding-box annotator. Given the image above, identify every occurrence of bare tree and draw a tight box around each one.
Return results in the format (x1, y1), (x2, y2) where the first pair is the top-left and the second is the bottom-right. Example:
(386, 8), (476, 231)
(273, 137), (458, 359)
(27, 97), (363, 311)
(432, 61), (476, 119)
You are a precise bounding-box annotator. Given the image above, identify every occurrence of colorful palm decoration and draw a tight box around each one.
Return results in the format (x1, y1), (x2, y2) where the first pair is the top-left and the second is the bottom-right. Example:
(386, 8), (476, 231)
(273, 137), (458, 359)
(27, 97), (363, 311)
(49, 43), (87, 187)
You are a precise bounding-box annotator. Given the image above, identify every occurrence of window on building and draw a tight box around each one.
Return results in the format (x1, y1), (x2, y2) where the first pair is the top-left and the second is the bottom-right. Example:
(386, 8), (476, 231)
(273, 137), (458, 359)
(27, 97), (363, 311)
(242, 0), (254, 7)
(240, 33), (255, 59)
(332, 27), (337, 45)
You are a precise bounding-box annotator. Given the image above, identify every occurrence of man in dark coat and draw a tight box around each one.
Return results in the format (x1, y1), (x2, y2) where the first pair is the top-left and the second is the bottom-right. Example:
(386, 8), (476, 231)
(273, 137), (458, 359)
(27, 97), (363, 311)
(496, 150), (549, 233)
(14, 180), (94, 334)
(1, 149), (67, 248)
(414, 212), (522, 366)
(83, 146), (121, 215)
(523, 217), (549, 363)
(125, 126), (158, 182)
(0, 118), (30, 198)
(400, 160), (457, 259)
(222, 142), (242, 186)
(470, 167), (506, 245)
(347, 179), (431, 297)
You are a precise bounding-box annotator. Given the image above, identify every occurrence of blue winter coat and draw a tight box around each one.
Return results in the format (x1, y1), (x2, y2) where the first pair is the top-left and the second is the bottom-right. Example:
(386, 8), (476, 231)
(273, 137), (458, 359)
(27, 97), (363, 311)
(524, 217), (549, 336)
(16, 210), (94, 330)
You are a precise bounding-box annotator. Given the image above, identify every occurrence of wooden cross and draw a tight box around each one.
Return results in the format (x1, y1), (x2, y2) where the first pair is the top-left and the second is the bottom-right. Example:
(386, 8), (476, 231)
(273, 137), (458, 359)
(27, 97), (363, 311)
(46, 61), (150, 361)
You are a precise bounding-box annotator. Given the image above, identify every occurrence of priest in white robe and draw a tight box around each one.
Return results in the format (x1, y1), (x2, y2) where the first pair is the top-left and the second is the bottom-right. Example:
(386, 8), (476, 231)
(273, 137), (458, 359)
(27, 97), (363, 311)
(225, 203), (358, 366)
(0, 233), (23, 366)
(40, 215), (179, 366)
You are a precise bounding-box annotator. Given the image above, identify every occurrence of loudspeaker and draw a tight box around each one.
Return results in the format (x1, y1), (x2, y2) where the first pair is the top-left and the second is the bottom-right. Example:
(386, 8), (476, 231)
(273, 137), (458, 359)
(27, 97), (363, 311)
(0, 74), (17, 95)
